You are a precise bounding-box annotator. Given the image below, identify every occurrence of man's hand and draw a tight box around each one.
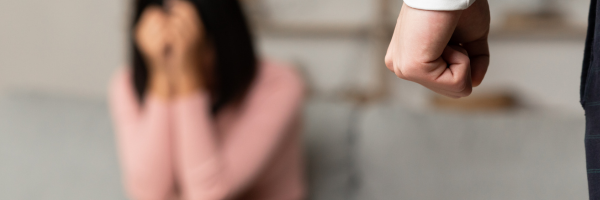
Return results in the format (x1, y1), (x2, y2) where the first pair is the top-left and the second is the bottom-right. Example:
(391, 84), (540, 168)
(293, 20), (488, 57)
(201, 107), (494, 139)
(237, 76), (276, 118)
(385, 0), (490, 98)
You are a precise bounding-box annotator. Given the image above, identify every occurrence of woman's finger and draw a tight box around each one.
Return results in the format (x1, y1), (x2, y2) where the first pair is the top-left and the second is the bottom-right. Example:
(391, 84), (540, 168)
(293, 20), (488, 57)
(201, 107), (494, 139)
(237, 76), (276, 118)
(170, 0), (202, 39)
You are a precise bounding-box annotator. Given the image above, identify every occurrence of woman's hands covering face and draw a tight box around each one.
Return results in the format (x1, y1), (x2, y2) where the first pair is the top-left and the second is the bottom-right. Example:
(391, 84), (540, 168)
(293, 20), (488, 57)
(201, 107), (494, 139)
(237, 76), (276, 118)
(135, 0), (205, 99)
(168, 0), (206, 96)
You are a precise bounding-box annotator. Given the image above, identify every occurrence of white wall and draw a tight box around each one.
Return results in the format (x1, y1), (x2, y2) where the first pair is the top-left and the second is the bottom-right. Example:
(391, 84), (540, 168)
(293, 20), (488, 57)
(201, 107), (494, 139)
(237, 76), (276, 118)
(0, 0), (126, 98)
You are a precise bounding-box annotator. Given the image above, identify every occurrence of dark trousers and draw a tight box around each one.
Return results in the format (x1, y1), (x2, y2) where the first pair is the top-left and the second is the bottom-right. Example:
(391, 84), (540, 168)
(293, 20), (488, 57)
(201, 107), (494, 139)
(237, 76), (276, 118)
(583, 0), (600, 199)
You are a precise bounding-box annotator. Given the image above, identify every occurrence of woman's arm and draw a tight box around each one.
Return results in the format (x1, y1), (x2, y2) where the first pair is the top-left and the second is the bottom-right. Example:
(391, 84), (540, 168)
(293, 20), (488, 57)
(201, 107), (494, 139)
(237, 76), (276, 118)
(109, 69), (176, 200)
(172, 67), (305, 200)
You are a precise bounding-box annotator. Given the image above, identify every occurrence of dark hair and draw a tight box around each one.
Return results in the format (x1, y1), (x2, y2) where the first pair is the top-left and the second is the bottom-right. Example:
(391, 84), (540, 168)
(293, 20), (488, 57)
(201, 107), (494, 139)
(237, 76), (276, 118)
(130, 0), (257, 114)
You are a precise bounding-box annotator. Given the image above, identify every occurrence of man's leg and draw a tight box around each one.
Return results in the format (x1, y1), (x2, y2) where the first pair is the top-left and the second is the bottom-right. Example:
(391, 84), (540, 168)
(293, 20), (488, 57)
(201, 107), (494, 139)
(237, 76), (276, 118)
(582, 0), (600, 199)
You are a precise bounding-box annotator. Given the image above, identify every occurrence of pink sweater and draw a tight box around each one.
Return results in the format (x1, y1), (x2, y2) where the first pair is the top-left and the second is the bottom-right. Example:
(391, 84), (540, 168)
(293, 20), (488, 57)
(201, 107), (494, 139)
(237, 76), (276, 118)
(109, 61), (306, 200)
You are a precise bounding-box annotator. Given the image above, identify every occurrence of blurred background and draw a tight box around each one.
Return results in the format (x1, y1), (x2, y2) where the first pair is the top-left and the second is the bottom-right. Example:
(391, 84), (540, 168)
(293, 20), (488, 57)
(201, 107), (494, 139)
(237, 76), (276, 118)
(0, 0), (590, 199)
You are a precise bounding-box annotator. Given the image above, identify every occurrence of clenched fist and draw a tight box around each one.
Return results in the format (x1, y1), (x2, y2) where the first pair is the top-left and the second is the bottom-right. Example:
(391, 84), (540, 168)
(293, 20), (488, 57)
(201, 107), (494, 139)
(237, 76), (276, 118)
(385, 1), (490, 98)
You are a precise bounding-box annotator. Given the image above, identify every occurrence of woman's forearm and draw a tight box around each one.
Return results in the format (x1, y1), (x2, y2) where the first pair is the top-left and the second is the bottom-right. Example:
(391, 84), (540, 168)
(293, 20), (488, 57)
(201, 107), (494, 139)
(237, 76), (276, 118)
(116, 97), (177, 200)
(171, 75), (303, 200)
(110, 70), (178, 200)
(119, 97), (177, 200)
(171, 93), (226, 200)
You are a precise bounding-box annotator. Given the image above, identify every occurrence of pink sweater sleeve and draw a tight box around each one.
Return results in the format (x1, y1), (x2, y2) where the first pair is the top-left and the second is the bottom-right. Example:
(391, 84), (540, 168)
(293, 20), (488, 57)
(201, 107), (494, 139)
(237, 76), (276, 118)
(172, 66), (305, 200)
(109, 69), (176, 200)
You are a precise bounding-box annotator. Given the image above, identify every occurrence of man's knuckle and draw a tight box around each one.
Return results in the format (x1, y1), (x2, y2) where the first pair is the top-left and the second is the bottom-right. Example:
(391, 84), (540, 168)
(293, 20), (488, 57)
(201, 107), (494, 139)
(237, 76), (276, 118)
(450, 79), (467, 92)
(394, 69), (406, 80)
(402, 63), (425, 79)
(457, 87), (473, 98)
(384, 55), (394, 71)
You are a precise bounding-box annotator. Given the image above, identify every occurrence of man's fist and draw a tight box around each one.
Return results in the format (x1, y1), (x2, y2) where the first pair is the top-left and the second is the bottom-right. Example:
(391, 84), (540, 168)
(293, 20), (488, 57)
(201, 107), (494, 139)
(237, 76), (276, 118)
(385, 0), (490, 98)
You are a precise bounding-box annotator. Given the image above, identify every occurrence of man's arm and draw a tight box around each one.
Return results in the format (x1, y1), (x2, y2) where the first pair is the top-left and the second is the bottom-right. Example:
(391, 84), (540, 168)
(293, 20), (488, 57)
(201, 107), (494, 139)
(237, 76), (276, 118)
(385, 0), (490, 98)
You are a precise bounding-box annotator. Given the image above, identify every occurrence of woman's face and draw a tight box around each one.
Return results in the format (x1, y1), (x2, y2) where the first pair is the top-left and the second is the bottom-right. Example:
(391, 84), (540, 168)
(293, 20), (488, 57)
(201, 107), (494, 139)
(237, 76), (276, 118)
(135, 0), (214, 74)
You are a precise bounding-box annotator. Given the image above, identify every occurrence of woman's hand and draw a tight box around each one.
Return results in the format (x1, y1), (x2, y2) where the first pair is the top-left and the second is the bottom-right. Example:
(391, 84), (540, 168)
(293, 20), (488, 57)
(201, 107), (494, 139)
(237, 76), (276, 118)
(135, 5), (173, 99)
(135, 0), (207, 99)
(168, 0), (206, 97)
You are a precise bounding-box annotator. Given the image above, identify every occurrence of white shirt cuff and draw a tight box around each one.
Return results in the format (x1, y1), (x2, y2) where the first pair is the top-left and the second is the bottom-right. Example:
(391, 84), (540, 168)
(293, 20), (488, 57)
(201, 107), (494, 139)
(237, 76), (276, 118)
(404, 0), (476, 11)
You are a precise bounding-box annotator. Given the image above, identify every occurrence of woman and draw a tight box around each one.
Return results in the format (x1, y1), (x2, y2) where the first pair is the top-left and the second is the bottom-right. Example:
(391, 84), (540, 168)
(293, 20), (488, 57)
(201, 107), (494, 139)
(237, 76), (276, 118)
(109, 0), (306, 199)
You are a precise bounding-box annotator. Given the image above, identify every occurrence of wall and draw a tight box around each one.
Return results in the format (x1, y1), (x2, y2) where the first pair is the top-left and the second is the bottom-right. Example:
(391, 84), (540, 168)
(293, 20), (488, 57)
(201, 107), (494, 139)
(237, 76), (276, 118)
(0, 0), (592, 113)
(0, 0), (126, 98)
